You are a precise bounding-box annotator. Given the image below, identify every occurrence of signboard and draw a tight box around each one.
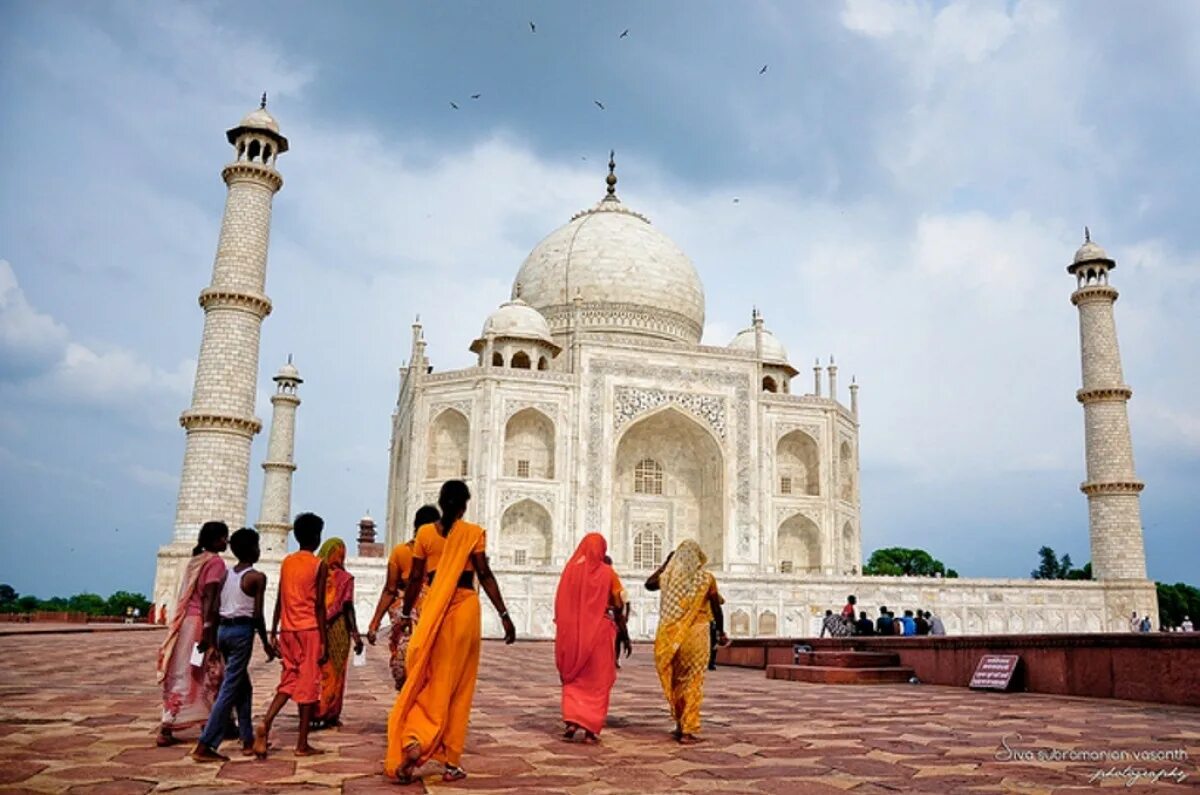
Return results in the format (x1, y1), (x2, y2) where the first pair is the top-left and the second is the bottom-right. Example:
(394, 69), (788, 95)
(970, 654), (1020, 690)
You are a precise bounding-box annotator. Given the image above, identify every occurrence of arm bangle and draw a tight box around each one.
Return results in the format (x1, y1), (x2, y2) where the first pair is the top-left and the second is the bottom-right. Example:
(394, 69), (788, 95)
(499, 610), (509, 618)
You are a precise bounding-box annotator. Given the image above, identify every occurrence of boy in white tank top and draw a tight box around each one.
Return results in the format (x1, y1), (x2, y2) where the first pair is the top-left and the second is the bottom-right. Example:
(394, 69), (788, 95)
(192, 528), (274, 761)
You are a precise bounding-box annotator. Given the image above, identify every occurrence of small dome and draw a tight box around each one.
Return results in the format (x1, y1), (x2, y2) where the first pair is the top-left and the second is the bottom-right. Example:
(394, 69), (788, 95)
(238, 107), (281, 135)
(1073, 239), (1110, 265)
(273, 360), (301, 382)
(359, 513), (375, 526)
(728, 327), (790, 365)
(481, 298), (554, 342)
(470, 298), (561, 354)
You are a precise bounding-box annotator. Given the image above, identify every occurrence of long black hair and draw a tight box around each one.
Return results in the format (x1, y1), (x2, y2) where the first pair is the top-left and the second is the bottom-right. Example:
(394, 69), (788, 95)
(193, 521), (229, 555)
(437, 480), (470, 533)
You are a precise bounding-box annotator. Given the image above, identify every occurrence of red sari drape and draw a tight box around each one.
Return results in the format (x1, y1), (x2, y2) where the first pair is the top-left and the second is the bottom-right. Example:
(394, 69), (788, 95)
(554, 533), (618, 735)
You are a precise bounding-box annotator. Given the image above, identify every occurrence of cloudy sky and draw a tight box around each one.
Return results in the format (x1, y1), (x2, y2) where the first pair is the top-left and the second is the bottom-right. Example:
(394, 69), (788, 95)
(1, 1), (1197, 598)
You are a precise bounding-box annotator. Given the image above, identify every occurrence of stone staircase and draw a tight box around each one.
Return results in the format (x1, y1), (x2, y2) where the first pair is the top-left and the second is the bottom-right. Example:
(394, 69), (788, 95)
(766, 650), (915, 685)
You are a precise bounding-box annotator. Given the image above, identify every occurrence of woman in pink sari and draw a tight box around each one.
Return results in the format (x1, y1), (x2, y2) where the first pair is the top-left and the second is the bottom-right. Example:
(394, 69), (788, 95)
(554, 533), (631, 743)
(155, 521), (229, 746)
(314, 537), (363, 729)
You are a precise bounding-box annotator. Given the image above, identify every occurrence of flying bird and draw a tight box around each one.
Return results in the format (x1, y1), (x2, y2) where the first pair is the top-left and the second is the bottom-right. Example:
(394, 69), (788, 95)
(759, 64), (768, 75)
(470, 94), (481, 100)
(594, 100), (605, 110)
(530, 21), (536, 33)
(620, 28), (629, 38)
(732, 198), (740, 204)
(449, 101), (459, 110)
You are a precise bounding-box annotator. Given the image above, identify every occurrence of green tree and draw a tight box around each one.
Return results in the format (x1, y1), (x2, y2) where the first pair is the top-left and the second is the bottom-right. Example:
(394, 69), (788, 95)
(1031, 547), (1091, 580)
(863, 547), (958, 578)
(16, 595), (39, 613)
(67, 593), (107, 616)
(105, 591), (151, 617)
(1156, 582), (1200, 628)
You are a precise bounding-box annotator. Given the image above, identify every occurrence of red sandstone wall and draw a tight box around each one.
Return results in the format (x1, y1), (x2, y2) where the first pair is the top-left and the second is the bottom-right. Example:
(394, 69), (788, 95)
(716, 634), (1200, 708)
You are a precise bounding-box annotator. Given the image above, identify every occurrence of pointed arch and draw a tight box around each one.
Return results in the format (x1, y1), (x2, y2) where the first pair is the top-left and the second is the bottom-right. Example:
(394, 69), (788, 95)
(504, 408), (555, 479)
(426, 408), (469, 480)
(777, 430), (819, 496)
(778, 513), (821, 574)
(499, 498), (553, 565)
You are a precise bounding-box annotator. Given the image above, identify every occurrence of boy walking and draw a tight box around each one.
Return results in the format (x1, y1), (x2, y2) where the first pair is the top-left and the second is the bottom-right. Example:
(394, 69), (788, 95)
(192, 527), (273, 762)
(254, 512), (329, 758)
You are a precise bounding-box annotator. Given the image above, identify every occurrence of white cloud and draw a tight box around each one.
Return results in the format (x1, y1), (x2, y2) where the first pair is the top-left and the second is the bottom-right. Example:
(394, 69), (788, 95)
(0, 259), (69, 375)
(841, 0), (926, 39)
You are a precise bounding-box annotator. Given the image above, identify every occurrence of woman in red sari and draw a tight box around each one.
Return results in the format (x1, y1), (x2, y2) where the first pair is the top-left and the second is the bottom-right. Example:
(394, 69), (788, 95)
(554, 533), (631, 743)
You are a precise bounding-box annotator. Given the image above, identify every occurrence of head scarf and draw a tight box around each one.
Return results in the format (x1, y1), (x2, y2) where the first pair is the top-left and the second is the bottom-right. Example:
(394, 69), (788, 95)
(554, 533), (613, 683)
(659, 539), (709, 627)
(318, 537), (353, 618)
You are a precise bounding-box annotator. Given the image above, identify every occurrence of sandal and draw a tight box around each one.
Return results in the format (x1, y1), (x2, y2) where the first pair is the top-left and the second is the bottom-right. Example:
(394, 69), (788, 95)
(443, 765), (467, 782)
(395, 742), (422, 784)
(562, 722), (578, 742)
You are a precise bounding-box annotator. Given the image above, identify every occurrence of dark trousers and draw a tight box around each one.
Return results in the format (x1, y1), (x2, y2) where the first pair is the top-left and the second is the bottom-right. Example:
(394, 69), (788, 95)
(708, 620), (718, 669)
(198, 623), (255, 750)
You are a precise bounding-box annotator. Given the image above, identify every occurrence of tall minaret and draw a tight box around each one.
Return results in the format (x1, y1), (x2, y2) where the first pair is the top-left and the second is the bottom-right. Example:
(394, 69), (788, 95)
(255, 358), (302, 556)
(171, 96), (288, 542)
(1068, 229), (1146, 580)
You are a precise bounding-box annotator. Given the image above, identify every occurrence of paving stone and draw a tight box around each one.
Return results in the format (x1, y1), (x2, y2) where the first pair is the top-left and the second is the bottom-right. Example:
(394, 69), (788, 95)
(1, 632), (1199, 792)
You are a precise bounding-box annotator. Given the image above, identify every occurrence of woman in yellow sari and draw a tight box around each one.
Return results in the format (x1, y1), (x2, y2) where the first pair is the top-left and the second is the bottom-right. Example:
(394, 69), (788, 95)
(385, 480), (516, 784)
(645, 539), (728, 744)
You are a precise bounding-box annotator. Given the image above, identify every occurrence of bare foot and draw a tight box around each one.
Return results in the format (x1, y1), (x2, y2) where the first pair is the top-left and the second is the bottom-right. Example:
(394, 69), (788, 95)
(241, 744), (256, 757)
(294, 744), (325, 757)
(443, 764), (467, 782)
(582, 731), (600, 744)
(396, 741), (422, 784)
(561, 722), (578, 742)
(671, 726), (683, 742)
(679, 733), (704, 745)
(156, 730), (181, 747)
(191, 744), (230, 763)
(252, 723), (269, 759)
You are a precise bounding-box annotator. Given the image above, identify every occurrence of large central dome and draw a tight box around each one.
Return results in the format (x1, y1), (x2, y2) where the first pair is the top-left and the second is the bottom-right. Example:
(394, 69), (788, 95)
(512, 163), (705, 345)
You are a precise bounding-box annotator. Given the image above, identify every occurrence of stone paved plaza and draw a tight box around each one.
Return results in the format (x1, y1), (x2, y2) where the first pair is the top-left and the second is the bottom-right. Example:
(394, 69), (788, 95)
(0, 630), (1196, 793)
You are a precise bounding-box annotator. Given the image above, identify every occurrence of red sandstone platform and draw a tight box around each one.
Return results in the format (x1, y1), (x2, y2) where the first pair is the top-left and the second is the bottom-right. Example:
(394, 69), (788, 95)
(1, 631), (1197, 792)
(718, 633), (1200, 707)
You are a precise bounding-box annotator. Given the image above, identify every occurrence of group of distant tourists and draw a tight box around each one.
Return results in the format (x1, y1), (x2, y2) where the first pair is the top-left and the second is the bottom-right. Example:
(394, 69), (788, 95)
(154, 478), (730, 784)
(819, 595), (946, 637)
(1131, 610), (1193, 633)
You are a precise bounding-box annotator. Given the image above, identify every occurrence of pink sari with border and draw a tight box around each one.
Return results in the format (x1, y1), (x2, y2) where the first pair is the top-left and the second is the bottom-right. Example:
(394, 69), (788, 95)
(156, 553), (225, 729)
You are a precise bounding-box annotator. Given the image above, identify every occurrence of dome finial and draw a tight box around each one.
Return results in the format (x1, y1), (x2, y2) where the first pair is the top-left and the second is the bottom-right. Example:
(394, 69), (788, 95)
(260, 92), (268, 110)
(604, 150), (618, 201)
(287, 352), (292, 365)
(1084, 225), (1091, 244)
(514, 281), (522, 299)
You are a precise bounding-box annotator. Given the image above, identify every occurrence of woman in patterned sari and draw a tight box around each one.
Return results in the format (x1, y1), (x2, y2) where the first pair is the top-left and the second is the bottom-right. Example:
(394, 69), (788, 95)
(155, 521), (229, 747)
(645, 539), (728, 744)
(366, 505), (440, 690)
(313, 538), (362, 729)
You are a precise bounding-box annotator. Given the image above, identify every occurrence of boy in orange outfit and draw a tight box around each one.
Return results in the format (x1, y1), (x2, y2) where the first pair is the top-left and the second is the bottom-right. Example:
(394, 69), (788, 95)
(254, 512), (328, 758)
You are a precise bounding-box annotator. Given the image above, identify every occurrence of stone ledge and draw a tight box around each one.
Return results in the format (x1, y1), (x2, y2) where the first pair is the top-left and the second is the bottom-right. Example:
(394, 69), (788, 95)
(198, 287), (272, 317)
(221, 162), (283, 191)
(1080, 480), (1145, 495)
(1076, 386), (1133, 403)
(179, 410), (262, 437)
(1071, 285), (1119, 305)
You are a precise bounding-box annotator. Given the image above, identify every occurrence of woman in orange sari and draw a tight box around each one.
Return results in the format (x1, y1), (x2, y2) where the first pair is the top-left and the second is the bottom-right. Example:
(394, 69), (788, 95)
(385, 480), (516, 784)
(645, 539), (728, 744)
(155, 521), (229, 747)
(313, 538), (362, 729)
(555, 533), (631, 743)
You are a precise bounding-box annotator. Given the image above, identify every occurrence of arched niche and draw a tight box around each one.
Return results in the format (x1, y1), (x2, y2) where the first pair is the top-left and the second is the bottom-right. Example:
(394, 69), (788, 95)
(758, 611), (778, 636)
(841, 521), (856, 573)
(613, 407), (724, 566)
(762, 376), (778, 393)
(426, 408), (469, 480)
(503, 408), (555, 479)
(839, 440), (855, 501)
(777, 513), (821, 574)
(499, 499), (553, 565)
(777, 430), (820, 496)
(730, 609), (751, 637)
(511, 350), (532, 369)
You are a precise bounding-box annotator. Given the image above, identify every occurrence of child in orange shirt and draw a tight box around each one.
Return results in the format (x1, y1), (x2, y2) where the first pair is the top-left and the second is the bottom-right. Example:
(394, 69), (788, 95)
(254, 512), (328, 758)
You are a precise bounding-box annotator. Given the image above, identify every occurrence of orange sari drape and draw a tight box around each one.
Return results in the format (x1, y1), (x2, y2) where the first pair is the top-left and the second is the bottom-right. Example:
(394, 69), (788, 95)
(384, 521), (484, 776)
(555, 533), (618, 735)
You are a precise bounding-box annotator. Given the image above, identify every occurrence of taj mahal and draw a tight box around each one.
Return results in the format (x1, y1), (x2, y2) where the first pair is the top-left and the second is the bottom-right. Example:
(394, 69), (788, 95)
(153, 101), (1158, 638)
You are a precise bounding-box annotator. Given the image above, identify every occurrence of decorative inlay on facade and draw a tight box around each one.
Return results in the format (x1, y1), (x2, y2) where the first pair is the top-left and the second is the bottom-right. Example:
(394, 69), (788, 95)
(613, 386), (727, 440)
(542, 302), (703, 343)
(775, 505), (818, 527)
(587, 359), (752, 555)
(430, 400), (473, 420)
(1076, 386), (1133, 403)
(775, 421), (823, 444)
(498, 487), (557, 512)
(502, 400), (561, 423)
